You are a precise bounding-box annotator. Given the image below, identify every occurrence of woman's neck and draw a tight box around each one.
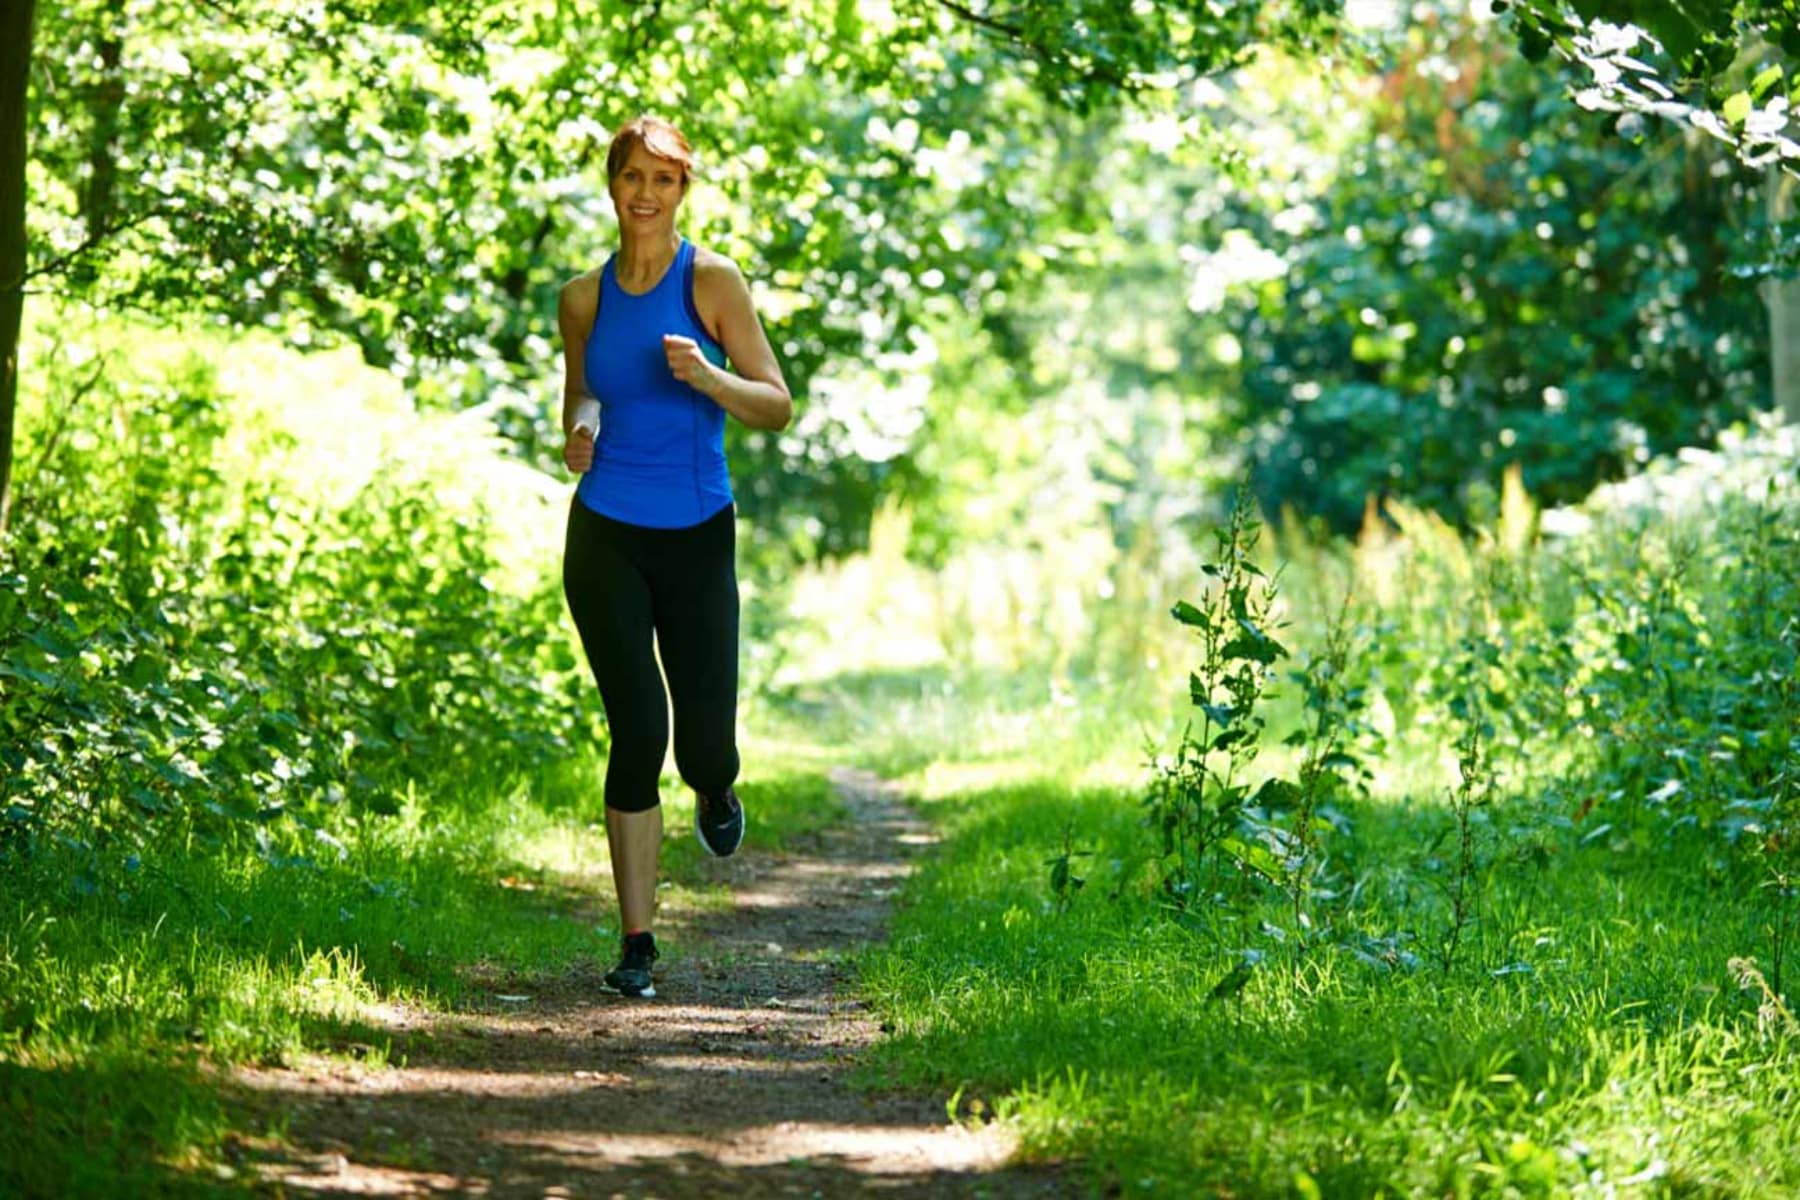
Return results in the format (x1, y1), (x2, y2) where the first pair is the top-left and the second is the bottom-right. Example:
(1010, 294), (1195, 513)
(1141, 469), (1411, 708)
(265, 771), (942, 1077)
(615, 231), (680, 291)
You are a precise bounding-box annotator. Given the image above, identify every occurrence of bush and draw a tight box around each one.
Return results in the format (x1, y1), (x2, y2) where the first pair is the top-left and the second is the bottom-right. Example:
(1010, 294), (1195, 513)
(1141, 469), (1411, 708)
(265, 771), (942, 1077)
(0, 315), (596, 862)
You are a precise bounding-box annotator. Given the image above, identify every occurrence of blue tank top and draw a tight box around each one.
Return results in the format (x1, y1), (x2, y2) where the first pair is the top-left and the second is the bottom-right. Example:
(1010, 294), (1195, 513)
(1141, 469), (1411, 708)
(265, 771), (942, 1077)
(576, 238), (733, 529)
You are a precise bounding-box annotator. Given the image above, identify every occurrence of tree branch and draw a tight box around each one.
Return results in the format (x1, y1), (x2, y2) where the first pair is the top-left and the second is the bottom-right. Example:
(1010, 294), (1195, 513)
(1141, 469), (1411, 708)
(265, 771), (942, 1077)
(6, 206), (166, 291)
(935, 0), (1024, 42)
(934, 0), (1146, 95)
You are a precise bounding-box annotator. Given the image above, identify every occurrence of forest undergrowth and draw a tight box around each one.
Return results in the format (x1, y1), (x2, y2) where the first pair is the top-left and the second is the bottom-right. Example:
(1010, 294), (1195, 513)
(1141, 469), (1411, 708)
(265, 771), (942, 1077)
(842, 445), (1800, 1196)
(4, 305), (1797, 1195)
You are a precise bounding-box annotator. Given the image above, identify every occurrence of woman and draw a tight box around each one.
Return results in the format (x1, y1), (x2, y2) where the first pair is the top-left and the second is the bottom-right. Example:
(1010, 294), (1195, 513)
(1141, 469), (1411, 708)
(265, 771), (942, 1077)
(558, 116), (793, 999)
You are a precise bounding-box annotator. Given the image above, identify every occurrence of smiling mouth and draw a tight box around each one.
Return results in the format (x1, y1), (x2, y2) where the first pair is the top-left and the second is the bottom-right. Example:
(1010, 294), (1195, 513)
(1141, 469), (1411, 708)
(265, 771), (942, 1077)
(629, 206), (658, 218)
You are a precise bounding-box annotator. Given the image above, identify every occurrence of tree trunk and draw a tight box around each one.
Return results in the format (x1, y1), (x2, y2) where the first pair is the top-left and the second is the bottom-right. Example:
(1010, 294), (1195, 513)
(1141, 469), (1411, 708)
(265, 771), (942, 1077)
(81, 3), (126, 256)
(1, 0), (40, 535)
(1772, 167), (1800, 426)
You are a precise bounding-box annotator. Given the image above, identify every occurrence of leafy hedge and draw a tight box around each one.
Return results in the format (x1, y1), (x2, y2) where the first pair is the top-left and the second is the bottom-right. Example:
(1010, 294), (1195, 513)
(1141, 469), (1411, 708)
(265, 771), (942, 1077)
(0, 318), (597, 865)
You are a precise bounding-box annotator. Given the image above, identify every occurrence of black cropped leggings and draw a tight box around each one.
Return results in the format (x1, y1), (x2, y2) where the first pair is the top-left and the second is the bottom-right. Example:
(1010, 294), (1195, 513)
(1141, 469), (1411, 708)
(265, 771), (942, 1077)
(562, 498), (740, 813)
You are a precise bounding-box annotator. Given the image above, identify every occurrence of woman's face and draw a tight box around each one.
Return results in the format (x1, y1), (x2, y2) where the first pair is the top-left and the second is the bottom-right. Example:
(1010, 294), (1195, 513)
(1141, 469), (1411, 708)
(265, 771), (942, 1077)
(610, 142), (686, 237)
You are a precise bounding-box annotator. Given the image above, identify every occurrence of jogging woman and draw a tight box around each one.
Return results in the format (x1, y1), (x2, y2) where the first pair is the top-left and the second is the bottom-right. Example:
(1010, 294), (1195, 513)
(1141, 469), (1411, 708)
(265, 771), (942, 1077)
(558, 116), (793, 998)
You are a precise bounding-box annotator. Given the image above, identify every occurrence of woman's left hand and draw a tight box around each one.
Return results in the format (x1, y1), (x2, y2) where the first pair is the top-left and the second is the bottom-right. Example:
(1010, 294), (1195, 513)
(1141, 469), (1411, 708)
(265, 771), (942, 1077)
(663, 334), (720, 397)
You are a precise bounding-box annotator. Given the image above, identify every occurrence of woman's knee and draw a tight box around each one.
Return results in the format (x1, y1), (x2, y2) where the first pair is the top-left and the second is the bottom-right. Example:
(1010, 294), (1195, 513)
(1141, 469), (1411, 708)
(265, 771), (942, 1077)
(674, 738), (739, 797)
(603, 720), (670, 812)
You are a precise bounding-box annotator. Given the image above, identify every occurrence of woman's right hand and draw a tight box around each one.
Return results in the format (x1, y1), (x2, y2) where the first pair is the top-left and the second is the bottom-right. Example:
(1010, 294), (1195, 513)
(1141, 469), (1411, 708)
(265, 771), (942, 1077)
(564, 425), (596, 473)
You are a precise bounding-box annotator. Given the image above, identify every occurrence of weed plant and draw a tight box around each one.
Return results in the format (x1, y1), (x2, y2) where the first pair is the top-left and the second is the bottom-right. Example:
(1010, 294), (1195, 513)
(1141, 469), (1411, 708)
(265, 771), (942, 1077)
(1438, 655), (1493, 974)
(1147, 489), (1288, 910)
(1146, 485), (1370, 936)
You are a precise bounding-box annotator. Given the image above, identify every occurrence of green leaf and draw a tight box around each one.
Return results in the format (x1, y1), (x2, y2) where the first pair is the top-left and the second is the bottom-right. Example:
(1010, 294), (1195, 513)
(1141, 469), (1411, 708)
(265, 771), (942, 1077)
(1219, 836), (1283, 881)
(1235, 617), (1289, 658)
(1206, 962), (1254, 1001)
(0, 662), (62, 689)
(1722, 91), (1752, 127)
(1750, 64), (1784, 101)
(1221, 634), (1280, 665)
(1171, 600), (1207, 628)
(153, 761), (198, 789)
(1211, 726), (1250, 753)
(27, 629), (79, 660)
(1253, 778), (1303, 809)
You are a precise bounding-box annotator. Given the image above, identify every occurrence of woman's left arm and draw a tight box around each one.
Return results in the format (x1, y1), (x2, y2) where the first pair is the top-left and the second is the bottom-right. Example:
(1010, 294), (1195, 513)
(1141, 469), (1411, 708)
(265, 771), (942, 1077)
(664, 252), (794, 432)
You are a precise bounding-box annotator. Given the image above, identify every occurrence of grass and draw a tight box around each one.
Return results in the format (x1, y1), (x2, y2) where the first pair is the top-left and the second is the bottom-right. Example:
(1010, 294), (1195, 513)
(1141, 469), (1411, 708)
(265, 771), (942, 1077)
(838, 670), (1800, 1196)
(1, 1053), (243, 1198)
(793, 447), (1800, 1197)
(9, 674), (1792, 1196)
(765, 661), (1167, 785)
(0, 734), (843, 1195)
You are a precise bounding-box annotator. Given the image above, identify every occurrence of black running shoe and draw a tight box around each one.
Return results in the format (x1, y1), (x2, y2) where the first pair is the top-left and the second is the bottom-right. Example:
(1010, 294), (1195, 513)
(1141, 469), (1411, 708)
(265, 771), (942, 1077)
(603, 931), (659, 998)
(695, 786), (745, 858)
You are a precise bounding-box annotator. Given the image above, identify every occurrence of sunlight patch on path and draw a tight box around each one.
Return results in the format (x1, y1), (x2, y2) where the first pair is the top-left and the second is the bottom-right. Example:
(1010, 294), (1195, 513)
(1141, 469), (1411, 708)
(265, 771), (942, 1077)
(500, 1119), (1016, 1174)
(233, 767), (1060, 1198)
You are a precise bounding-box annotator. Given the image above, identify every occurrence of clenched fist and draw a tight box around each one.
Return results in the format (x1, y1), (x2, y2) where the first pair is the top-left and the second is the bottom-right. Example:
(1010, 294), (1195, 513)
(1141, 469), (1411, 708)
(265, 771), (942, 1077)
(564, 425), (596, 473)
(564, 397), (600, 474)
(664, 333), (720, 396)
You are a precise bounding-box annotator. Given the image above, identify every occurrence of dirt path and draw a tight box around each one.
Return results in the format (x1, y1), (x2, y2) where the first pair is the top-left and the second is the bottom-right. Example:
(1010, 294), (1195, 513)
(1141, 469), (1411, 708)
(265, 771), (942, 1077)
(230, 769), (1069, 1198)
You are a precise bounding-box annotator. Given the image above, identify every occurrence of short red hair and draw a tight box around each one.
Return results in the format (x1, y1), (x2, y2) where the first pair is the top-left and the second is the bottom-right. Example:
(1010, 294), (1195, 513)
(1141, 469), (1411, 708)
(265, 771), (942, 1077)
(606, 116), (695, 191)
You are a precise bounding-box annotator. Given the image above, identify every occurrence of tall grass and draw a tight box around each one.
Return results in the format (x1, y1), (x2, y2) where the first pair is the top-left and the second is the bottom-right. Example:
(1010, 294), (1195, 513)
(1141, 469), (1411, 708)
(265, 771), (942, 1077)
(832, 435), (1800, 1195)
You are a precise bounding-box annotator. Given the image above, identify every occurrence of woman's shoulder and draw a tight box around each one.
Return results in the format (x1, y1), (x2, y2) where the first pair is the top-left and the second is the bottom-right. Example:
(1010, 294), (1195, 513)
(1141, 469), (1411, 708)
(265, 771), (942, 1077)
(689, 243), (747, 284)
(688, 244), (751, 309)
(558, 267), (604, 321)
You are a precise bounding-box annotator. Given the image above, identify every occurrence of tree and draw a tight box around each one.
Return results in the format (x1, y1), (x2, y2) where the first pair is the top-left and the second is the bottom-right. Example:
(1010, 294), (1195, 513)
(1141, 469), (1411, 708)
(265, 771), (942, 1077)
(1, 0), (36, 534)
(8, 1), (976, 539)
(912, 0), (1341, 109)
(17, 0), (1784, 536)
(1510, 3), (1800, 423)
(1774, 166), (1800, 421)
(5, 0), (1354, 535)
(1505, 0), (1798, 170)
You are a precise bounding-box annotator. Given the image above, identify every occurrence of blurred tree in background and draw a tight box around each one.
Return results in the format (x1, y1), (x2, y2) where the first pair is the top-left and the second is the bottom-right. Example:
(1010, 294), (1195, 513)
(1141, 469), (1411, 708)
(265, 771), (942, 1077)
(890, 4), (1781, 550)
(3, 0), (1792, 551)
(1232, 11), (1773, 529)
(5, 0), (1345, 553)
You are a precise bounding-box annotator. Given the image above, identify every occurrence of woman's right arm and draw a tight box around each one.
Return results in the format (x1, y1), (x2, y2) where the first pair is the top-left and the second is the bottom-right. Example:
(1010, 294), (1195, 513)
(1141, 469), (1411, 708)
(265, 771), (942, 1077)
(557, 274), (601, 433)
(557, 275), (600, 470)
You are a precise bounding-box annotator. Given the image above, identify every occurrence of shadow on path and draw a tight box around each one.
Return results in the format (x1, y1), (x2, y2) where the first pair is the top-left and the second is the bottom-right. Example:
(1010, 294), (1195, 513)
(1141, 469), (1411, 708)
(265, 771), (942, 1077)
(229, 769), (1070, 1198)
